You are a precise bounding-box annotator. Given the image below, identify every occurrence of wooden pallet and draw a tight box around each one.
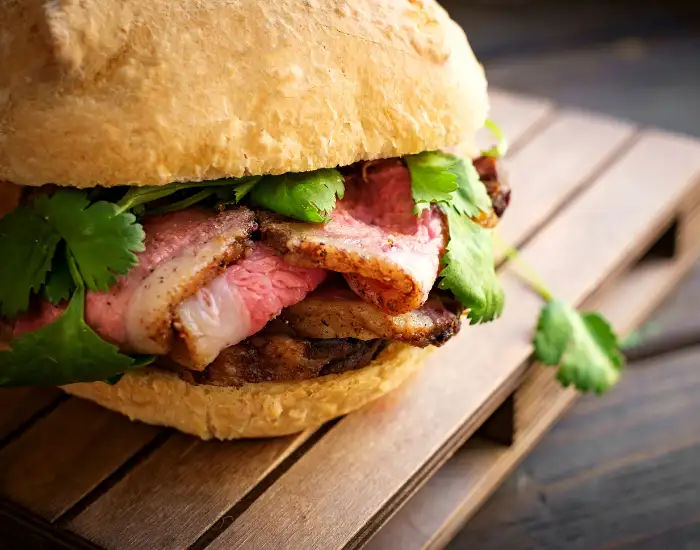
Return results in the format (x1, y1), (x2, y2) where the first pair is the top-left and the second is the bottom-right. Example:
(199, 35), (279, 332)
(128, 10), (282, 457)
(1, 90), (699, 550)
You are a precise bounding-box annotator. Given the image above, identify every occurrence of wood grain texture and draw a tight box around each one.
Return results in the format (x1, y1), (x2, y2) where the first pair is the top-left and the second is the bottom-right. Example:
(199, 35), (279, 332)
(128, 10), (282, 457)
(450, 347), (700, 550)
(496, 110), (635, 253)
(476, 90), (553, 153)
(366, 229), (700, 550)
(207, 131), (700, 549)
(67, 430), (313, 550)
(514, 130), (700, 306)
(0, 398), (159, 521)
(0, 388), (62, 442)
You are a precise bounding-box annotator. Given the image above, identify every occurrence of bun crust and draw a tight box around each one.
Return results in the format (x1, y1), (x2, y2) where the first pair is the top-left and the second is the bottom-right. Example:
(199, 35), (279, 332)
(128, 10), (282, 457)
(63, 343), (429, 439)
(1, 0), (487, 188)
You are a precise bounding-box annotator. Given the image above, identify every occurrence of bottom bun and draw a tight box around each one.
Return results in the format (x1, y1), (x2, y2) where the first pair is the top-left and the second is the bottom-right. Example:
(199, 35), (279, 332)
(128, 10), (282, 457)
(63, 343), (430, 440)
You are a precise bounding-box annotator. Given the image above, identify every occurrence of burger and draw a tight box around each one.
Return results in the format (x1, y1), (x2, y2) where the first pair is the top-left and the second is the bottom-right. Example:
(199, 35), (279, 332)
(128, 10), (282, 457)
(0, 0), (509, 439)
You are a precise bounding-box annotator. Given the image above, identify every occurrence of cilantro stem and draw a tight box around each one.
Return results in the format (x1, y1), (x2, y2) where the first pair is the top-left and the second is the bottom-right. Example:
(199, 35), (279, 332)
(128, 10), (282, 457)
(147, 189), (216, 215)
(482, 120), (509, 159)
(66, 251), (85, 289)
(494, 232), (554, 302)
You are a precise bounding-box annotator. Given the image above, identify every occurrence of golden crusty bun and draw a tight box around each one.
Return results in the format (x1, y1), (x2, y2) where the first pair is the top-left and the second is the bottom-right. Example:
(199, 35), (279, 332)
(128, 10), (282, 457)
(63, 344), (429, 439)
(0, 0), (488, 188)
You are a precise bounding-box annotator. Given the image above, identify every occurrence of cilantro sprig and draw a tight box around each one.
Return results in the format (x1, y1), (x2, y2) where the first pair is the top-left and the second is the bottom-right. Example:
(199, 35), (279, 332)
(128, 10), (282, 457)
(114, 177), (261, 215)
(0, 254), (152, 387)
(481, 119), (509, 159)
(439, 210), (504, 323)
(0, 190), (144, 317)
(535, 301), (623, 393)
(406, 152), (491, 218)
(406, 133), (624, 394)
(114, 170), (345, 224)
(0, 190), (152, 386)
(34, 191), (145, 291)
(406, 151), (503, 323)
(497, 234), (624, 394)
(0, 206), (61, 318)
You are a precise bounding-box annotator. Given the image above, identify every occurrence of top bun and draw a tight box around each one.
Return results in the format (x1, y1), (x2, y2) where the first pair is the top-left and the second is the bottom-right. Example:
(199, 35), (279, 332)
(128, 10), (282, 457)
(0, 0), (488, 188)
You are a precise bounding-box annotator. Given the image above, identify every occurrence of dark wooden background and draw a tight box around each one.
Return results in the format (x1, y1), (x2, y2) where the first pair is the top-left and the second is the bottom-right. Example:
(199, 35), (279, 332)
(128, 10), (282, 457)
(441, 1), (700, 548)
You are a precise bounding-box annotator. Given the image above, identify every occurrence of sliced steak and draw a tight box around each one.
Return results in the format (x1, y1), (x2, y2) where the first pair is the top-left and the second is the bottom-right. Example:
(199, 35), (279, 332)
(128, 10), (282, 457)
(260, 160), (446, 315)
(167, 330), (385, 386)
(13, 301), (64, 338)
(87, 207), (256, 353)
(172, 244), (327, 369)
(280, 281), (462, 347)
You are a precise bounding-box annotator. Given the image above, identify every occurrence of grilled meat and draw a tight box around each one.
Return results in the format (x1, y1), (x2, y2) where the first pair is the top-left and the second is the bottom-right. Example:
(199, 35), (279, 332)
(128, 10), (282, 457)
(280, 281), (462, 347)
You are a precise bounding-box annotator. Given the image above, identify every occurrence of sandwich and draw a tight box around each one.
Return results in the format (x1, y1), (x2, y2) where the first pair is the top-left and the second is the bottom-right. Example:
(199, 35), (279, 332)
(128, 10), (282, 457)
(0, 0), (510, 439)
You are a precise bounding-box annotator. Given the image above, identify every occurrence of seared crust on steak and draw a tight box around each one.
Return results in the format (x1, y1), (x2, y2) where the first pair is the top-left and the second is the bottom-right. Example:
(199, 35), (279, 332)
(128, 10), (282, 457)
(280, 282), (462, 347)
(165, 329), (385, 386)
(88, 207), (257, 354)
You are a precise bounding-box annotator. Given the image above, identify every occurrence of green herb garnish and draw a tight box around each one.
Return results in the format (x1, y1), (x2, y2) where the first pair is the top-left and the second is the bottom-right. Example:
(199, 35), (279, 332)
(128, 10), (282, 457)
(534, 301), (623, 394)
(406, 150), (503, 323)
(0, 255), (152, 387)
(248, 169), (345, 222)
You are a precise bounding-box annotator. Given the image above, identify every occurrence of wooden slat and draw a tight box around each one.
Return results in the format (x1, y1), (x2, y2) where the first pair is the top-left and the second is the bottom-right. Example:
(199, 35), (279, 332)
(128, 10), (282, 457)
(67, 430), (313, 550)
(209, 130), (700, 550)
(366, 230), (700, 550)
(476, 90), (553, 152)
(455, 350), (700, 550)
(496, 110), (635, 253)
(0, 388), (62, 442)
(0, 399), (159, 521)
(366, 376), (576, 550)
(56, 90), (553, 548)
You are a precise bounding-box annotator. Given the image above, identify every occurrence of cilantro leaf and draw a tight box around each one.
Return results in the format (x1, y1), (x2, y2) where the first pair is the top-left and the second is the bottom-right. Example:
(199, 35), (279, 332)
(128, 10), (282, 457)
(0, 206), (61, 318)
(0, 285), (151, 387)
(534, 300), (624, 394)
(249, 169), (345, 222)
(438, 209), (504, 323)
(232, 177), (261, 203)
(44, 245), (75, 305)
(406, 151), (491, 218)
(451, 157), (493, 218)
(34, 191), (145, 292)
(405, 151), (460, 212)
(481, 119), (509, 159)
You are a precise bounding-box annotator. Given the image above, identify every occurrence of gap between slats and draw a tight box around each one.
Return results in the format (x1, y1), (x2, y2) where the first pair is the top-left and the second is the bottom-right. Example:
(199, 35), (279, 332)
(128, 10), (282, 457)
(0, 390), (67, 446)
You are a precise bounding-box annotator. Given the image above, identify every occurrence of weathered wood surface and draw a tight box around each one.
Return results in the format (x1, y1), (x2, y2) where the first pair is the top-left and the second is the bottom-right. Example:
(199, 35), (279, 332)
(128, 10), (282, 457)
(448, 344), (700, 550)
(0, 91), (697, 550)
(67, 430), (314, 550)
(0, 387), (62, 443)
(0, 399), (160, 522)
